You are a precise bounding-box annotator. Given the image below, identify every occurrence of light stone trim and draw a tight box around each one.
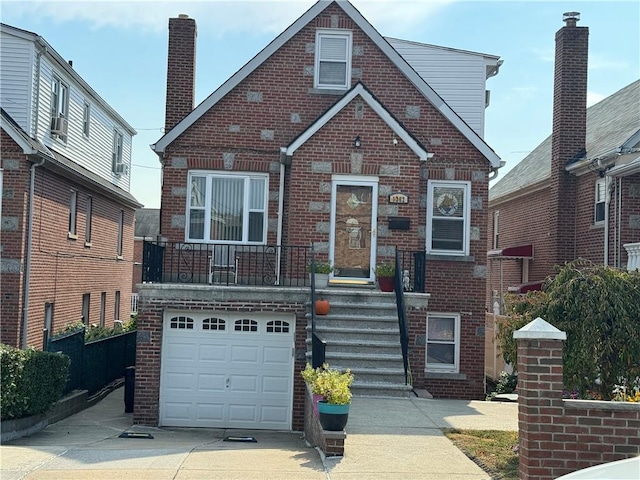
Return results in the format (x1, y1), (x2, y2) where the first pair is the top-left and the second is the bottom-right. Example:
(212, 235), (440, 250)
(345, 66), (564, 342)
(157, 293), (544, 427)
(312, 162), (332, 174)
(378, 205), (398, 216)
(228, 125), (241, 133)
(471, 196), (483, 210)
(470, 226), (480, 241)
(406, 105), (421, 119)
(172, 187), (187, 197)
(290, 113), (301, 124)
(260, 130), (274, 141)
(309, 202), (330, 213)
(223, 152), (235, 170)
(472, 171), (485, 182)
(316, 222), (330, 233)
(0, 258), (21, 273)
(171, 215), (186, 229)
(171, 157), (187, 168)
(247, 91), (263, 102)
(473, 265), (486, 279)
(380, 165), (400, 176)
(303, 66), (314, 76)
(444, 168), (455, 180)
(2, 159), (20, 170)
(1, 217), (19, 231)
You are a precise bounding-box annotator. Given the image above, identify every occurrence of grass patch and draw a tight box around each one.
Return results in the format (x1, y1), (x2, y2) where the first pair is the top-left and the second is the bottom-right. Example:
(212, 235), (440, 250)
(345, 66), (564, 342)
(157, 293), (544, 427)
(442, 429), (518, 480)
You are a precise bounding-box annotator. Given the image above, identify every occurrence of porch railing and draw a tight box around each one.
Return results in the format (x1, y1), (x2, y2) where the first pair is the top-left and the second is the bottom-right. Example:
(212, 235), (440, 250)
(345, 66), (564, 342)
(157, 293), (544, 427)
(309, 248), (326, 368)
(394, 248), (412, 385)
(142, 241), (313, 286)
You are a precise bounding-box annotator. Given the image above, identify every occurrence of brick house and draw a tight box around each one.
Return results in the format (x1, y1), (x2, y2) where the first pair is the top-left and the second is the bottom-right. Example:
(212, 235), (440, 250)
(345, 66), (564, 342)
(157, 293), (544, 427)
(487, 13), (640, 311)
(0, 23), (141, 349)
(135, 0), (503, 430)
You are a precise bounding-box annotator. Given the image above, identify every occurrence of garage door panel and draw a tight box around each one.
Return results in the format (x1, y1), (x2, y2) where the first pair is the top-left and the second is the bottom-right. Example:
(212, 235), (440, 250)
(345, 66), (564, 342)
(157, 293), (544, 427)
(199, 343), (227, 362)
(229, 345), (260, 363)
(197, 373), (226, 392)
(161, 313), (294, 430)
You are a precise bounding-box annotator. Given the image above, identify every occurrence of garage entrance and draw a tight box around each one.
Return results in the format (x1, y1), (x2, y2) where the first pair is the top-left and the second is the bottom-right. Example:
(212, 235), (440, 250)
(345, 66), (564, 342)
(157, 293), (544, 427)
(159, 311), (295, 429)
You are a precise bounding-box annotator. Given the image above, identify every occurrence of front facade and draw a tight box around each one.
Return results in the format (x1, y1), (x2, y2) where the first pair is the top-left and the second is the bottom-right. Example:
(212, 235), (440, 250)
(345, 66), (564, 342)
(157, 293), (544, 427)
(487, 14), (640, 311)
(136, 0), (503, 430)
(0, 23), (141, 349)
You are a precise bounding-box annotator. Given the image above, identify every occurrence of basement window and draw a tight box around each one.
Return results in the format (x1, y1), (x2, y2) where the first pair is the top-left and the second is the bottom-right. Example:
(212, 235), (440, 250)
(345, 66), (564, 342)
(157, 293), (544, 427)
(426, 313), (460, 373)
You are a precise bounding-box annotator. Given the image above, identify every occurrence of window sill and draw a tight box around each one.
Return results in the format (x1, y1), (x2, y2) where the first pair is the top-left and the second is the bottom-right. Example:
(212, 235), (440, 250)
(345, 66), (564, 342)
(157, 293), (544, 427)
(590, 222), (605, 230)
(68, 233), (78, 240)
(84, 241), (92, 248)
(308, 87), (348, 95)
(425, 371), (466, 380)
(424, 254), (475, 262)
(116, 255), (124, 261)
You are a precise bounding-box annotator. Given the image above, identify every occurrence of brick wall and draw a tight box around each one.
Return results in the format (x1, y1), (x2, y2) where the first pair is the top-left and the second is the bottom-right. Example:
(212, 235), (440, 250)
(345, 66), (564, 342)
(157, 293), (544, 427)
(515, 320), (640, 480)
(1, 134), (135, 348)
(160, 3), (493, 399)
(303, 383), (346, 456)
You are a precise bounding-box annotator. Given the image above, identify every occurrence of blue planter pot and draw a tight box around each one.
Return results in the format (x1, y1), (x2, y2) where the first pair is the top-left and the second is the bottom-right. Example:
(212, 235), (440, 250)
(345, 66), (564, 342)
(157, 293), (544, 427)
(318, 401), (350, 431)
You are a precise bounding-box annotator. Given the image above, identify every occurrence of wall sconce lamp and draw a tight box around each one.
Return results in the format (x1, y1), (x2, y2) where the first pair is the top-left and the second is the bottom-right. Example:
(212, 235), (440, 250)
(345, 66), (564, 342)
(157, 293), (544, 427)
(354, 135), (362, 148)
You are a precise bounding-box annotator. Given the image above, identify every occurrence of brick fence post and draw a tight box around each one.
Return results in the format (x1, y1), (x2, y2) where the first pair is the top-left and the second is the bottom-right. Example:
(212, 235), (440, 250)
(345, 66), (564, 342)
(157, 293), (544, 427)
(514, 317), (567, 480)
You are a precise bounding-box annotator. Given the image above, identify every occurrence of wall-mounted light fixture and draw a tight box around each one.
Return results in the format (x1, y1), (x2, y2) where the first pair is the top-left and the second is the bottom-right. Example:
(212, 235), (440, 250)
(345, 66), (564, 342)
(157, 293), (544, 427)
(354, 135), (362, 148)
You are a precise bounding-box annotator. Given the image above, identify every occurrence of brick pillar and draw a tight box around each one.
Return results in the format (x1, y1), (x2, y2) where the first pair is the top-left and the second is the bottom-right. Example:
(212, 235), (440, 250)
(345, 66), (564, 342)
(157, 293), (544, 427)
(514, 317), (567, 480)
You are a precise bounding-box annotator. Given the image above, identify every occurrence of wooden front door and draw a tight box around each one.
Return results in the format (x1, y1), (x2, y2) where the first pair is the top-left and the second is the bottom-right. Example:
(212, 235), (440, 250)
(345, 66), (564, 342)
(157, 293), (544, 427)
(329, 177), (378, 284)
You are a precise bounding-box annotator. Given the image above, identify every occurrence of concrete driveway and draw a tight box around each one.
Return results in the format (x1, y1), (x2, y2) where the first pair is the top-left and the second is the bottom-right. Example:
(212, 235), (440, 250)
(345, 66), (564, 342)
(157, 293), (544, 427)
(1, 388), (517, 479)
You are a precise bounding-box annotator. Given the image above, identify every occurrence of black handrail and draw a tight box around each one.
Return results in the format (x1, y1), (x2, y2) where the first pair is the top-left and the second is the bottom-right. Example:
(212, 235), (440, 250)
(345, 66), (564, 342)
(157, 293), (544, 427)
(394, 248), (411, 385)
(309, 247), (326, 368)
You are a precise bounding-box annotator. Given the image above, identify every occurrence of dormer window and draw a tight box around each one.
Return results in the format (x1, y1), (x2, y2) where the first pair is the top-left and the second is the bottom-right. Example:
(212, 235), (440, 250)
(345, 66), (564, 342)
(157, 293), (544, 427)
(50, 75), (69, 138)
(314, 30), (352, 90)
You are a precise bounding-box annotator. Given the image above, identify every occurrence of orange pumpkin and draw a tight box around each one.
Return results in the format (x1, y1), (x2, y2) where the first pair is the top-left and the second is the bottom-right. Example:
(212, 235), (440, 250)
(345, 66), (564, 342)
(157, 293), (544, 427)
(315, 299), (330, 315)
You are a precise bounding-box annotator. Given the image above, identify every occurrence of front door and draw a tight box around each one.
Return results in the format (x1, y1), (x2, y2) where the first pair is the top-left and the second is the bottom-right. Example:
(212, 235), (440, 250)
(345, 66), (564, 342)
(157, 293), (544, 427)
(330, 177), (378, 284)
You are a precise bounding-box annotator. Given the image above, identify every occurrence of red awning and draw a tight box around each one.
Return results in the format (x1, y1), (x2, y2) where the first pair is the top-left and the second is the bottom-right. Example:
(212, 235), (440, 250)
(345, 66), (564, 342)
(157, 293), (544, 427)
(487, 244), (534, 259)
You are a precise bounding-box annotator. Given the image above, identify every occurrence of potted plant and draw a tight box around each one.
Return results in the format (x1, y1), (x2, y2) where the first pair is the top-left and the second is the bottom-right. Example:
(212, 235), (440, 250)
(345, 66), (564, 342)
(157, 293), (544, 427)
(301, 363), (325, 416)
(314, 364), (354, 431)
(374, 262), (395, 292)
(307, 262), (333, 288)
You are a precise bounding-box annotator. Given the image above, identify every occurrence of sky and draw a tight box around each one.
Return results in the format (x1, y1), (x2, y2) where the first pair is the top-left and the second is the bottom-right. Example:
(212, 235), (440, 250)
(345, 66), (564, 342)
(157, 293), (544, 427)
(1, 0), (638, 209)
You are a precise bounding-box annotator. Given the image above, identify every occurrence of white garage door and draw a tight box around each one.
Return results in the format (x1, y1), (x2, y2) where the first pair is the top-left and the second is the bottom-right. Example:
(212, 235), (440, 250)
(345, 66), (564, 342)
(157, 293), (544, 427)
(160, 311), (294, 430)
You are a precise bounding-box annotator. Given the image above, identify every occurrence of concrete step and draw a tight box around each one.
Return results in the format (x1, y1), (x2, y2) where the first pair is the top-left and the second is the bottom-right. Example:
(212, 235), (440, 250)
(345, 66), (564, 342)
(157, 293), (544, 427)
(311, 315), (398, 329)
(352, 381), (413, 398)
(309, 325), (400, 342)
(323, 352), (404, 370)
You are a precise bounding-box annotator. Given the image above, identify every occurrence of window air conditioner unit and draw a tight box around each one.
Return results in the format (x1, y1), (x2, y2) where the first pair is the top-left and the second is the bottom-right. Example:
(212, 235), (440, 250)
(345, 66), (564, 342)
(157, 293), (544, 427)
(114, 163), (129, 176)
(51, 115), (68, 136)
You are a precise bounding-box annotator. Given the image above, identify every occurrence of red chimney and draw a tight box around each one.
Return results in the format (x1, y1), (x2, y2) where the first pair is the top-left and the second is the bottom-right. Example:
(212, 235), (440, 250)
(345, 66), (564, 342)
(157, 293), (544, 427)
(165, 14), (197, 133)
(549, 11), (588, 265)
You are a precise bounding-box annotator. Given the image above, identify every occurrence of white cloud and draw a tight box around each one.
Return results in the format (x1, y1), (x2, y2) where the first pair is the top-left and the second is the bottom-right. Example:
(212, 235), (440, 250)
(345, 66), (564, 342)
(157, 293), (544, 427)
(1, 0), (453, 36)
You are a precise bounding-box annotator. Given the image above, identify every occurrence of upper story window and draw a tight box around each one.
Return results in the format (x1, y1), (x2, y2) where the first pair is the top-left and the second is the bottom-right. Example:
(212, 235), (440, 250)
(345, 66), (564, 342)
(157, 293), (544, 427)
(50, 76), (69, 138)
(68, 189), (78, 238)
(112, 130), (126, 176)
(426, 181), (471, 256)
(83, 102), (91, 137)
(314, 30), (352, 90)
(187, 171), (268, 244)
(594, 179), (606, 223)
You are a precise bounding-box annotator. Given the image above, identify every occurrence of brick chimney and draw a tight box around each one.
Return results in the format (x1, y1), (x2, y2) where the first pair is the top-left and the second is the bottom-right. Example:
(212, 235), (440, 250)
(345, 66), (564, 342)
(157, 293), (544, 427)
(165, 14), (197, 133)
(549, 12), (588, 265)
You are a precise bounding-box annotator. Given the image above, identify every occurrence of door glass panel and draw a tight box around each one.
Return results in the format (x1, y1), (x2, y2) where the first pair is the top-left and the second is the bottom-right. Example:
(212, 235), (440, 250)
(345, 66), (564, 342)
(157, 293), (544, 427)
(333, 185), (373, 279)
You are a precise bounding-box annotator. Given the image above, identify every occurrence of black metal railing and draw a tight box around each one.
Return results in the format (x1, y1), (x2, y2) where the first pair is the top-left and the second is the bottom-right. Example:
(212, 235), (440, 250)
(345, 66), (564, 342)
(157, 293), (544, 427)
(142, 240), (313, 287)
(309, 248), (326, 368)
(394, 248), (412, 385)
(396, 249), (426, 293)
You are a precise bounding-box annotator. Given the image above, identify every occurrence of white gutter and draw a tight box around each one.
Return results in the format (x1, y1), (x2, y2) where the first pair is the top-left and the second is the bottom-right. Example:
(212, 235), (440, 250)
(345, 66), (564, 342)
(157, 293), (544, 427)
(21, 156), (46, 348)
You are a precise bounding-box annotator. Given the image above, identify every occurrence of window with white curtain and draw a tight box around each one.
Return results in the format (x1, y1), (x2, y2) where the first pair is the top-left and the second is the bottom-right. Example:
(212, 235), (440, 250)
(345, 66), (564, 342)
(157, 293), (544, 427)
(426, 181), (471, 256)
(594, 179), (606, 223)
(314, 30), (352, 89)
(187, 172), (268, 243)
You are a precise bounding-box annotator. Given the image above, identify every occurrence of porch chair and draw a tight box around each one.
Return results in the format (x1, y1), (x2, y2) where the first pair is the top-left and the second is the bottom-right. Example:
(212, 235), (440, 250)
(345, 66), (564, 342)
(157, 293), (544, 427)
(208, 244), (238, 285)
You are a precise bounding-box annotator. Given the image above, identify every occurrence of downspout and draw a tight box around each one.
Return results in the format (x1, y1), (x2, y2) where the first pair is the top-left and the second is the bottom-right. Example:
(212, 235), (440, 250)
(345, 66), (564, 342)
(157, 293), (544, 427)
(275, 153), (288, 285)
(488, 160), (506, 181)
(21, 156), (46, 348)
(603, 174), (611, 266)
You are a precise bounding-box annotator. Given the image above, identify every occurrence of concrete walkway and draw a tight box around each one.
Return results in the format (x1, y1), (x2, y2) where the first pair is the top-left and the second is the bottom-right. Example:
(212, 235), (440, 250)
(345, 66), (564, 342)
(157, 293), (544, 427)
(1, 388), (517, 479)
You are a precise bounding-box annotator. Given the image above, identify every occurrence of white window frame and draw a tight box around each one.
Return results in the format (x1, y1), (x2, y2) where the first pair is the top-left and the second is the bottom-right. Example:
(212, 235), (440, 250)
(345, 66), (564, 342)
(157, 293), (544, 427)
(594, 178), (606, 224)
(51, 75), (69, 132)
(83, 102), (91, 137)
(314, 29), (352, 90)
(426, 313), (460, 373)
(112, 130), (124, 174)
(186, 171), (269, 244)
(68, 190), (78, 238)
(426, 180), (471, 256)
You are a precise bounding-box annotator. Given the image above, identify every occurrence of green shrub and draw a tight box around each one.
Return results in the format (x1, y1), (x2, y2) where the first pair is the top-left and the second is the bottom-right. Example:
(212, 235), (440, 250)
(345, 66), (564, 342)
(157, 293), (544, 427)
(0, 344), (70, 420)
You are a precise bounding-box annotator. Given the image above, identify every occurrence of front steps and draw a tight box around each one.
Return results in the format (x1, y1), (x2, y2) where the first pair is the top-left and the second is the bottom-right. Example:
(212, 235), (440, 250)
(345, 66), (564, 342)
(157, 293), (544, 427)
(307, 288), (413, 398)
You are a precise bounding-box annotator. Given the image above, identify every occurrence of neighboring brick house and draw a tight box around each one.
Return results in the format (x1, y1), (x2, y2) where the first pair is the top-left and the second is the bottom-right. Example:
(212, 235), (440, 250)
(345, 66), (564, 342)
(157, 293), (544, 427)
(135, 0), (503, 430)
(0, 23), (141, 349)
(487, 13), (640, 311)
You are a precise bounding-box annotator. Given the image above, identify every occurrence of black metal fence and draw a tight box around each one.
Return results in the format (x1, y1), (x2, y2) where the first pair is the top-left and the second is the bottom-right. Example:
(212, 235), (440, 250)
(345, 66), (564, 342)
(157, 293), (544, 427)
(397, 250), (426, 293)
(142, 241), (314, 286)
(48, 329), (137, 396)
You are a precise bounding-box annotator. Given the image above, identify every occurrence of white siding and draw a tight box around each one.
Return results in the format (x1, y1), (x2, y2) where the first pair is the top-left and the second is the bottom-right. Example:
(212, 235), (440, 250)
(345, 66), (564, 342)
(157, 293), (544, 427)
(37, 56), (132, 189)
(0, 31), (34, 131)
(388, 39), (490, 138)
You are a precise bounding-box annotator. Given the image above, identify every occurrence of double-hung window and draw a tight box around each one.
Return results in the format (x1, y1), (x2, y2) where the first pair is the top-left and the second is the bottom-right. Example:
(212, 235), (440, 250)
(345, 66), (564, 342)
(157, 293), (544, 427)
(112, 131), (124, 175)
(314, 30), (352, 90)
(426, 181), (471, 256)
(187, 172), (268, 243)
(50, 76), (69, 138)
(68, 190), (78, 238)
(426, 313), (460, 373)
(594, 179), (606, 223)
